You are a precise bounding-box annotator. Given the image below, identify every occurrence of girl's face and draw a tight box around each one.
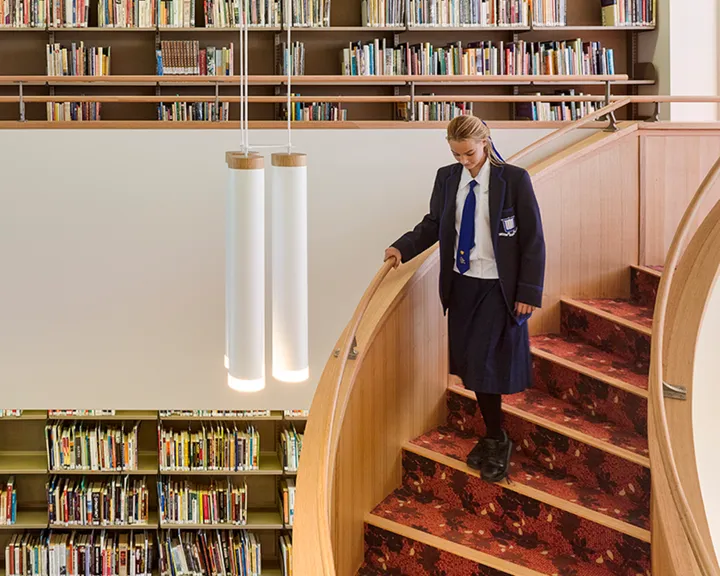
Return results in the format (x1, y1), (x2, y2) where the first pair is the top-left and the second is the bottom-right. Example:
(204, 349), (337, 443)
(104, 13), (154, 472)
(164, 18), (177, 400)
(449, 138), (487, 173)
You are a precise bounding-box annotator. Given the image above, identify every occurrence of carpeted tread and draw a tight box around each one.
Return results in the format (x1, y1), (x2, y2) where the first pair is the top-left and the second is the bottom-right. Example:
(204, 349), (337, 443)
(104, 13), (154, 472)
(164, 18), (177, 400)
(408, 426), (650, 532)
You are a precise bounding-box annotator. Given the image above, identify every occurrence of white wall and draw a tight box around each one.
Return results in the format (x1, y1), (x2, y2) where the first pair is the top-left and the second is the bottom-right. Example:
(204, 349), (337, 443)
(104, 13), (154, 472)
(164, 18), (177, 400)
(693, 272), (720, 554)
(0, 127), (595, 410)
(639, 0), (719, 121)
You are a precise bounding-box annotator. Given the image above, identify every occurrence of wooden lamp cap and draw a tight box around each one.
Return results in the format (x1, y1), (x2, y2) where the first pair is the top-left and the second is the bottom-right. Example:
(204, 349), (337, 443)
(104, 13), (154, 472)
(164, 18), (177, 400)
(226, 151), (264, 170)
(272, 153), (307, 167)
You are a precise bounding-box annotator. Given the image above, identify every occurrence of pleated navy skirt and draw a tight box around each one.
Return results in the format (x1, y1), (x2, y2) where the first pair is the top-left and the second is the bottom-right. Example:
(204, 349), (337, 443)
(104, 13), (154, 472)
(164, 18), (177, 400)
(447, 272), (533, 395)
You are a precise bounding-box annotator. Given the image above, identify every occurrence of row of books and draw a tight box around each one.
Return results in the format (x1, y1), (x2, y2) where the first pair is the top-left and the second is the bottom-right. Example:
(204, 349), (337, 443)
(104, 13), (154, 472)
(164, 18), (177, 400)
(5, 531), (154, 576)
(396, 100), (473, 120)
(515, 90), (601, 120)
(282, 100), (348, 121)
(360, 0), (404, 27)
(278, 427), (302, 473)
(1, 476), (17, 525)
(157, 530), (262, 576)
(158, 425), (260, 472)
(158, 479), (248, 526)
(406, 0), (530, 27)
(1, 0), (655, 27)
(158, 102), (231, 121)
(280, 41), (305, 76)
(279, 533), (292, 576)
(0, 0), (324, 26)
(46, 102), (102, 121)
(47, 477), (150, 527)
(277, 479), (294, 527)
(46, 43), (110, 76)
(340, 38), (615, 76)
(205, 0), (280, 27)
(157, 41), (234, 75)
(601, 0), (655, 27)
(45, 423), (140, 472)
(282, 410), (308, 418)
(4, 476), (295, 528)
(159, 411), (272, 418)
(2, 410), (305, 419)
(50, 411), (116, 417)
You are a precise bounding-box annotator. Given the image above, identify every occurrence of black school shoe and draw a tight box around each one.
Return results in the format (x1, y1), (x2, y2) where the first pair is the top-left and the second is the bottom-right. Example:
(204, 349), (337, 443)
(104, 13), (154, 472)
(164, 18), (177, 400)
(466, 438), (491, 471)
(481, 430), (513, 482)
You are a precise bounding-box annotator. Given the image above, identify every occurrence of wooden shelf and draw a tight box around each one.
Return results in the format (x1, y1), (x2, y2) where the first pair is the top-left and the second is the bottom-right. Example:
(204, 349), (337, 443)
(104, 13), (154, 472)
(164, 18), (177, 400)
(160, 411), (283, 421)
(0, 510), (48, 530)
(294, 25), (405, 31)
(158, 26), (281, 31)
(48, 452), (158, 475)
(0, 74), (630, 86)
(407, 25), (531, 31)
(48, 411), (157, 421)
(49, 512), (159, 530)
(160, 452), (284, 476)
(530, 24), (656, 31)
(0, 411), (46, 420)
(0, 452), (47, 474)
(0, 119), (615, 129)
(48, 26), (156, 31)
(160, 509), (285, 530)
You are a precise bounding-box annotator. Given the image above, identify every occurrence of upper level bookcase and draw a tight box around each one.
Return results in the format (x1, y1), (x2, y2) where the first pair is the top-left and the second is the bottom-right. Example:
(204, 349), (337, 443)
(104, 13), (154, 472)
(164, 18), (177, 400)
(0, 0), (656, 124)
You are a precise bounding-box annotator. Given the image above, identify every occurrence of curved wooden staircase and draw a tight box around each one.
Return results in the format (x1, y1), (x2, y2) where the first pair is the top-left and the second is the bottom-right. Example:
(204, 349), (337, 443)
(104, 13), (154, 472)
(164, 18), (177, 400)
(293, 113), (720, 576)
(358, 265), (660, 575)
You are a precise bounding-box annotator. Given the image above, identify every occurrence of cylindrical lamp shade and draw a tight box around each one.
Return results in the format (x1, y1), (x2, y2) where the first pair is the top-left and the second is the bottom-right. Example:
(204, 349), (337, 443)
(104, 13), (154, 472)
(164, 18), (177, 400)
(226, 152), (266, 392)
(271, 153), (309, 383)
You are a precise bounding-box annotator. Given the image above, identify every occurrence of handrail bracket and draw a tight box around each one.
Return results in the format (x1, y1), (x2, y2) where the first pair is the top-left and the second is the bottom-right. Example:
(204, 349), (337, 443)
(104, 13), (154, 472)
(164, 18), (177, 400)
(663, 380), (688, 401)
(333, 335), (358, 360)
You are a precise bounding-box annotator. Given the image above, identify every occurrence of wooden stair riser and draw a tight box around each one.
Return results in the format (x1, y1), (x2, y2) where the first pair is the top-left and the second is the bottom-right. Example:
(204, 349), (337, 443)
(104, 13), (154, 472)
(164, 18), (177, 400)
(630, 267), (660, 309)
(447, 391), (651, 525)
(360, 523), (512, 576)
(532, 355), (648, 438)
(400, 449), (651, 565)
(560, 302), (650, 371)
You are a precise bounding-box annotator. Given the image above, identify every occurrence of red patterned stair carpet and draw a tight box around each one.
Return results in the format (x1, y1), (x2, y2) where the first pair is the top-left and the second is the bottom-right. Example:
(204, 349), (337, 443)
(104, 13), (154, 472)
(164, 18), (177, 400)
(358, 265), (661, 576)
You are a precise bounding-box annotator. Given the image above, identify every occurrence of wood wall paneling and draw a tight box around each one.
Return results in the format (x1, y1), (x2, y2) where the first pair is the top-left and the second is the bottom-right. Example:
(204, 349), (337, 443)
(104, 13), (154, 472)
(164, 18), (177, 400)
(527, 131), (640, 334)
(641, 133), (720, 266)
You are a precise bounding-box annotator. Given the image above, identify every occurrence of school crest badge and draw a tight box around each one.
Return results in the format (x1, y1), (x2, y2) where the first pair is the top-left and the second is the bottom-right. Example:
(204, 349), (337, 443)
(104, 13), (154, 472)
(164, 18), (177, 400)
(499, 215), (517, 237)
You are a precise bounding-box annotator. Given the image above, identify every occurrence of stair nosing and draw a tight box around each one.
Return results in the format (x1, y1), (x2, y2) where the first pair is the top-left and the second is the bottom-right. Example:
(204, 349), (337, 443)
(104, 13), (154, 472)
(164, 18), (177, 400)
(402, 440), (651, 543)
(560, 296), (653, 336)
(530, 344), (649, 399)
(448, 384), (651, 469)
(630, 264), (663, 279)
(365, 512), (549, 576)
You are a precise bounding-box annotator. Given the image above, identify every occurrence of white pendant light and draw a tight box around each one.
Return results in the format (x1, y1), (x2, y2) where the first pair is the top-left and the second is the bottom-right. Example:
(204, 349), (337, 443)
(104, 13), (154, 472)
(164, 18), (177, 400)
(271, 152), (309, 383)
(226, 152), (265, 392)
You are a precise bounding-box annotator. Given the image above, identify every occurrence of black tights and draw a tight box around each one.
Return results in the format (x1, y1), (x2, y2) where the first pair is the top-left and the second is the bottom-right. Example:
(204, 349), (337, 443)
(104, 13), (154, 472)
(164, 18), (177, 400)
(475, 391), (504, 440)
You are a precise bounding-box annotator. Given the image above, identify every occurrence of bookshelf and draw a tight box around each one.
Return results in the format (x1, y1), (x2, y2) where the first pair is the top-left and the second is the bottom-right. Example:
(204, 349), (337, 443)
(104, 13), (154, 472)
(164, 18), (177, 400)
(0, 0), (656, 123)
(0, 410), (305, 576)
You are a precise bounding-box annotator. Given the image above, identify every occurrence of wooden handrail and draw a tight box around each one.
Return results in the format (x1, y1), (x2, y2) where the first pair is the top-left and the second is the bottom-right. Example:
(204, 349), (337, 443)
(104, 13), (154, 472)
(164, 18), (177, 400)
(650, 154), (720, 576)
(509, 97), (631, 163)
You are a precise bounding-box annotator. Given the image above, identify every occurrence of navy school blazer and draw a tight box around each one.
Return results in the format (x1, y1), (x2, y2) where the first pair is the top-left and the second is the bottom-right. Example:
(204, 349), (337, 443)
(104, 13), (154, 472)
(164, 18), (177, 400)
(391, 162), (546, 315)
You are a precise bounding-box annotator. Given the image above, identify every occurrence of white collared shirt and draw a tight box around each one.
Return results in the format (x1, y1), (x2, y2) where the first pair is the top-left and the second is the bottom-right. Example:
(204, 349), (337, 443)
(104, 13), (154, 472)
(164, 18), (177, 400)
(453, 160), (499, 279)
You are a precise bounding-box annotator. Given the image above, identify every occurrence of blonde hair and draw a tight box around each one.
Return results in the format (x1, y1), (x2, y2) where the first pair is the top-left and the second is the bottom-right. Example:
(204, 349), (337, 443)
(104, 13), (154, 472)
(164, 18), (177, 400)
(446, 115), (504, 166)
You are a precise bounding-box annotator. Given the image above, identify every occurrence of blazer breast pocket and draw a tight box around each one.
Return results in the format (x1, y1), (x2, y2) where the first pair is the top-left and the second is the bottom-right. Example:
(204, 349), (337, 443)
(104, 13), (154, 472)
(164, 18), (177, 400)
(499, 207), (518, 238)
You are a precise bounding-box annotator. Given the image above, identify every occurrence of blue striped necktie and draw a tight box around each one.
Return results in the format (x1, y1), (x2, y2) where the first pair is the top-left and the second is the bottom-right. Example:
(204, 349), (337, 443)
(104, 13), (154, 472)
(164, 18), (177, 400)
(456, 179), (477, 274)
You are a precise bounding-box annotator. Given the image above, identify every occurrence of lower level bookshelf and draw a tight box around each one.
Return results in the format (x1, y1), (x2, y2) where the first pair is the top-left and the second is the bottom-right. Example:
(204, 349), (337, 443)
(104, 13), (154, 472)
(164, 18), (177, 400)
(0, 410), (303, 576)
